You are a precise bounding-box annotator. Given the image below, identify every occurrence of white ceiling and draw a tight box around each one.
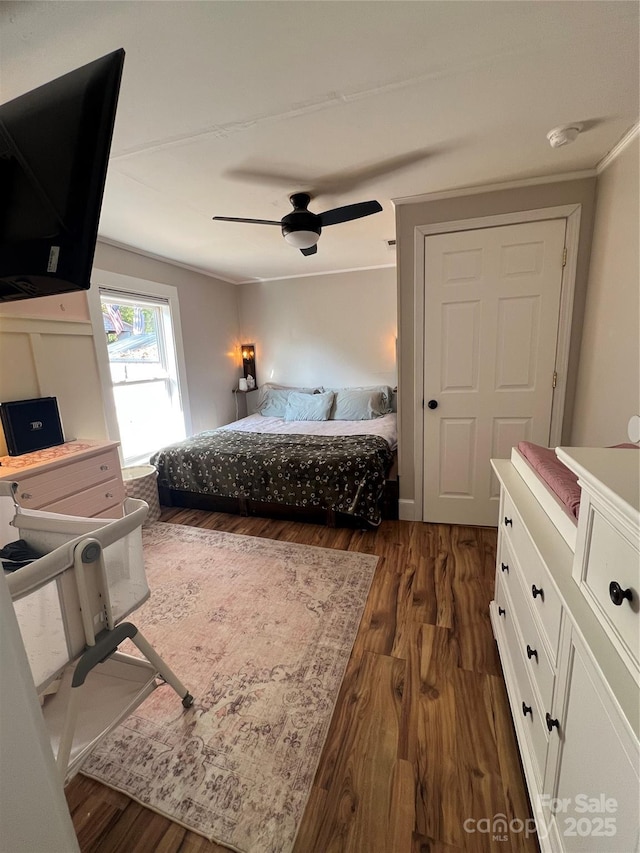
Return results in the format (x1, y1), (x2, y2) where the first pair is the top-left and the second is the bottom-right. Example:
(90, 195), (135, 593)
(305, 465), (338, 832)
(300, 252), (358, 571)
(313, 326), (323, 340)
(1, 1), (638, 284)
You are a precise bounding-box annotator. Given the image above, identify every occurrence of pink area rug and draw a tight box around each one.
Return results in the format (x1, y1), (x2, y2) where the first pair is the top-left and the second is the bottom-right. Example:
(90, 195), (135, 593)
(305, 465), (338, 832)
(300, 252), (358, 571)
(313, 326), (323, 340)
(81, 522), (378, 852)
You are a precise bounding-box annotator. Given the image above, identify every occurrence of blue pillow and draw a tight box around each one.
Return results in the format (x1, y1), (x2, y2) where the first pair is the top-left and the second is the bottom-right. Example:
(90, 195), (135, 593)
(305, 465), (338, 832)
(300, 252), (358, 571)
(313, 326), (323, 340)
(331, 388), (385, 420)
(258, 385), (320, 417)
(284, 391), (335, 422)
(259, 388), (297, 417)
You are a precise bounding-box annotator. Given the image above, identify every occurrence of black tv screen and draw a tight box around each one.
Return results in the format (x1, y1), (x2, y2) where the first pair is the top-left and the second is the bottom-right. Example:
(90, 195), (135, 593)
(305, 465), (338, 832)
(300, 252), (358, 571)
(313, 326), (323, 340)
(0, 49), (125, 302)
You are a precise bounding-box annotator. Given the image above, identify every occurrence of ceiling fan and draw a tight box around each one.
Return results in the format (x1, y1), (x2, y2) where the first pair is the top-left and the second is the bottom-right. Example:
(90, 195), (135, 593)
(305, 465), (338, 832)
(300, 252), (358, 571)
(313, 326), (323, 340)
(212, 192), (382, 255)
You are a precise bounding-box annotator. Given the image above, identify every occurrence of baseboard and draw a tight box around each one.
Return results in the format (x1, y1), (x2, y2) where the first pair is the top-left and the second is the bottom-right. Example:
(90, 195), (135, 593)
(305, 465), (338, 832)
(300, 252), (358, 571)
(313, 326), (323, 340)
(398, 499), (417, 521)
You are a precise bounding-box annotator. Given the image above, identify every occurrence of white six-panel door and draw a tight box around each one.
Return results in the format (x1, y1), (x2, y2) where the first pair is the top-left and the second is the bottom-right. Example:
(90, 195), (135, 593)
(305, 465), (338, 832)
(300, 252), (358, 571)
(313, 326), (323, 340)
(423, 218), (566, 525)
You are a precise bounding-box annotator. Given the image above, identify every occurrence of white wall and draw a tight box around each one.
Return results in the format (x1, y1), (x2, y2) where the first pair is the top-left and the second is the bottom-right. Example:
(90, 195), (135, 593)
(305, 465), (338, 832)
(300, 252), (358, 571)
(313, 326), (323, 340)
(571, 136), (640, 445)
(236, 267), (397, 393)
(93, 243), (241, 433)
(0, 315), (109, 456)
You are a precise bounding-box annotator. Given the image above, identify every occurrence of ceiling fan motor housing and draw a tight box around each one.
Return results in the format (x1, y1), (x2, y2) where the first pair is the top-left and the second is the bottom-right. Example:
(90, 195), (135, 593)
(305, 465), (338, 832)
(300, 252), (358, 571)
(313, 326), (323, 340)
(281, 193), (321, 239)
(281, 212), (321, 239)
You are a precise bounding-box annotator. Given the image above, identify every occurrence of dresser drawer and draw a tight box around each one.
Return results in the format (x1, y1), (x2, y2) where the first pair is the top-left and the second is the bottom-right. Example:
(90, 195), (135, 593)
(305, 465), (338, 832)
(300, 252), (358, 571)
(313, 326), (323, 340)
(14, 449), (121, 510)
(502, 489), (563, 658)
(45, 477), (125, 517)
(495, 575), (549, 788)
(498, 538), (556, 711)
(576, 499), (639, 675)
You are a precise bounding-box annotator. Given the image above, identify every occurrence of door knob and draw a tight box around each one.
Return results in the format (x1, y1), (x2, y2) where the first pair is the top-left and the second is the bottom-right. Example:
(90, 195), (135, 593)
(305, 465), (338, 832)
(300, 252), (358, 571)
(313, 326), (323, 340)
(609, 581), (633, 606)
(427, 399), (438, 410)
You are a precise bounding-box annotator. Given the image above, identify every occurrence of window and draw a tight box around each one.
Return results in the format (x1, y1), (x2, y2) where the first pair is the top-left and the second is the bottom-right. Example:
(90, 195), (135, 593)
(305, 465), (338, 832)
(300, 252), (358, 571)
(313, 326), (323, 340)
(89, 272), (190, 467)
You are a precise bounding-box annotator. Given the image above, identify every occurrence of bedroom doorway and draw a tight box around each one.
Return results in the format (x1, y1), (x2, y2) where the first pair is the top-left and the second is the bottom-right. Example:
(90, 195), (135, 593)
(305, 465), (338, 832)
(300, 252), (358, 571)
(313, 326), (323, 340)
(421, 216), (568, 526)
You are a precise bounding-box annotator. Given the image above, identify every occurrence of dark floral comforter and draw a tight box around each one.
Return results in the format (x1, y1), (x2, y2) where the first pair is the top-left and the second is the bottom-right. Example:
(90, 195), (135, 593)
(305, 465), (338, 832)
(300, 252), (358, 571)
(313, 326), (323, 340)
(151, 429), (394, 526)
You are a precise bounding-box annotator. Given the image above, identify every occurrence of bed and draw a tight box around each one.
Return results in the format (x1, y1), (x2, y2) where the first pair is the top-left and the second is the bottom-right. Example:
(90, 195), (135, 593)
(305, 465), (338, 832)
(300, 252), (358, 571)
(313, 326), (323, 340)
(151, 385), (398, 528)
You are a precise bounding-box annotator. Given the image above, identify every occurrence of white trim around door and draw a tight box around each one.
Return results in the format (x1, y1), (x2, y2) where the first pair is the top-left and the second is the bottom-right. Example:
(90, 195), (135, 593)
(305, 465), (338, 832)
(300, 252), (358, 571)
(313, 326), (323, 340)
(412, 203), (581, 523)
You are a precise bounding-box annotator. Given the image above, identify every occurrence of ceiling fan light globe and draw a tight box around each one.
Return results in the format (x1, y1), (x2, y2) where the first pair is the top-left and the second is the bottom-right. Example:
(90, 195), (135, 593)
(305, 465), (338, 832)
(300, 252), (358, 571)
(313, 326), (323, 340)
(283, 230), (321, 249)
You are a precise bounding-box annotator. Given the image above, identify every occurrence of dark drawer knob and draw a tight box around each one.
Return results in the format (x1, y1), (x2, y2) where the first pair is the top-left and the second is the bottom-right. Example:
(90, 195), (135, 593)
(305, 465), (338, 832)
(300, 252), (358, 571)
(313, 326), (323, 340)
(498, 606), (506, 617)
(427, 399), (438, 410)
(501, 562), (509, 574)
(526, 644), (538, 662)
(504, 517), (513, 527)
(609, 581), (633, 607)
(545, 712), (560, 732)
(522, 702), (532, 718)
(531, 584), (544, 601)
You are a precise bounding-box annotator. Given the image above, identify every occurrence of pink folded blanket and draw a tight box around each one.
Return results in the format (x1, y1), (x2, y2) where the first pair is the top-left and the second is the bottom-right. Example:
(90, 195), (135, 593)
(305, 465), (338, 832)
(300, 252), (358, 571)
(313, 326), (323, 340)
(517, 442), (582, 518)
(517, 442), (638, 520)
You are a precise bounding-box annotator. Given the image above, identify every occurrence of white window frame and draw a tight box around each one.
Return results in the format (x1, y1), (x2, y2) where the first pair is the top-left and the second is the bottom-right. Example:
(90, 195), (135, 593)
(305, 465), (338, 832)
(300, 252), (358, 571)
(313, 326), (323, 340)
(88, 269), (192, 464)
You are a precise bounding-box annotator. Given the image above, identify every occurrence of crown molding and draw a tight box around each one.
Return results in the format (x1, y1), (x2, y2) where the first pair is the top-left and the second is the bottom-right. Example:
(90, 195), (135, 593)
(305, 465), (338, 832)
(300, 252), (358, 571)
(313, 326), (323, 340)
(96, 238), (241, 284)
(596, 122), (640, 174)
(240, 262), (397, 285)
(97, 239), (396, 286)
(393, 170), (597, 206)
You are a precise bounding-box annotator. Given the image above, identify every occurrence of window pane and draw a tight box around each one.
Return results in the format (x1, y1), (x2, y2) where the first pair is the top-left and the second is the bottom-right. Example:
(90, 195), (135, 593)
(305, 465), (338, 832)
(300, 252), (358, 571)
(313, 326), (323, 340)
(113, 381), (183, 461)
(100, 293), (186, 463)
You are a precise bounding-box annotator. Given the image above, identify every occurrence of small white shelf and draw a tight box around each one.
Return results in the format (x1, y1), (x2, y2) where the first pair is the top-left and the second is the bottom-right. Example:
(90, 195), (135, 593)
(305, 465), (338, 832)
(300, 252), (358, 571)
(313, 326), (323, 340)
(42, 652), (158, 781)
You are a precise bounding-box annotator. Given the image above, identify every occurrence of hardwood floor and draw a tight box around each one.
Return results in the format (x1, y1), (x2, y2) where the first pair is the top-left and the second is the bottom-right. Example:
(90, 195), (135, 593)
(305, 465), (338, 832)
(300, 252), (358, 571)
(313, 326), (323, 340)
(66, 510), (538, 852)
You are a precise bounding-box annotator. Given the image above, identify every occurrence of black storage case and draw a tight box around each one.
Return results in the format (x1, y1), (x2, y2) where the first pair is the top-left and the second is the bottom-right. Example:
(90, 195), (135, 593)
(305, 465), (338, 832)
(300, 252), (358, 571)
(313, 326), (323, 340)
(0, 397), (65, 456)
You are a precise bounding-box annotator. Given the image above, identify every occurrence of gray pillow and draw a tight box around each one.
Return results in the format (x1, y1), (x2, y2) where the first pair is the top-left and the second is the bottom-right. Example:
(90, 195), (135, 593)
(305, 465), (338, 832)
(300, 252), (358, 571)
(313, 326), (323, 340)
(284, 391), (335, 422)
(259, 388), (298, 417)
(259, 386), (324, 417)
(326, 384), (393, 414)
(331, 388), (386, 420)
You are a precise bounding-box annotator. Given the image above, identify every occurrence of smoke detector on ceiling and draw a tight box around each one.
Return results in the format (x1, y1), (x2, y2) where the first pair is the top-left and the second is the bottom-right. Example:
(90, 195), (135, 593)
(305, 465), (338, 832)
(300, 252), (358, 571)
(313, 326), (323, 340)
(546, 124), (583, 149)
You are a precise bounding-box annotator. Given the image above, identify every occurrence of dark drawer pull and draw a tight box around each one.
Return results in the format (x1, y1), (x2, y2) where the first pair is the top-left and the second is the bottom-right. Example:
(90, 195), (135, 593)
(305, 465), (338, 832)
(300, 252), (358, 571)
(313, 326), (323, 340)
(609, 581), (633, 607)
(501, 562), (509, 574)
(545, 712), (560, 732)
(531, 584), (544, 601)
(100, 464), (110, 471)
(526, 644), (538, 662)
(504, 517), (513, 527)
(498, 606), (506, 617)
(522, 702), (532, 718)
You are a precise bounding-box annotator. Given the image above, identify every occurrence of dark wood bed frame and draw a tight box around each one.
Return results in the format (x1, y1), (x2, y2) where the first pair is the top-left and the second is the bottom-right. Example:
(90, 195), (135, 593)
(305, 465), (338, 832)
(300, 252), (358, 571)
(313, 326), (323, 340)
(158, 453), (399, 528)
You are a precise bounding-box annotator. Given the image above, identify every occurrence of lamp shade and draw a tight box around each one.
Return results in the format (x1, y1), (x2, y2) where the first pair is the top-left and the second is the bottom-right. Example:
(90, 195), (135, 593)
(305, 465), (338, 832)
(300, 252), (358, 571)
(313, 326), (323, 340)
(283, 230), (320, 250)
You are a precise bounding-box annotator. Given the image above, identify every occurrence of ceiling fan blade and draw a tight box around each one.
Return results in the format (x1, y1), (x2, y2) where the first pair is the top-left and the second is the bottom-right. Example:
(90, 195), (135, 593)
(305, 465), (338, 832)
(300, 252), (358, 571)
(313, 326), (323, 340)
(225, 148), (439, 196)
(224, 165), (311, 189)
(212, 216), (281, 226)
(300, 245), (318, 256)
(319, 200), (382, 227)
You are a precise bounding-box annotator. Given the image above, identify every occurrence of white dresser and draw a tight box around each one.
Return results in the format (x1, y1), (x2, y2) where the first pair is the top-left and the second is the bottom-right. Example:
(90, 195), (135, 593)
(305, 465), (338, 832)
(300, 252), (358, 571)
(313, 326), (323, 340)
(0, 440), (125, 518)
(491, 448), (639, 852)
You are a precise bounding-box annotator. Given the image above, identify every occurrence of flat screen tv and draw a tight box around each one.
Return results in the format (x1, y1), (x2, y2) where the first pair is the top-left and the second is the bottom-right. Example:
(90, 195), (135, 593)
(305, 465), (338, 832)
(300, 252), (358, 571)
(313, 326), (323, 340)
(0, 49), (125, 302)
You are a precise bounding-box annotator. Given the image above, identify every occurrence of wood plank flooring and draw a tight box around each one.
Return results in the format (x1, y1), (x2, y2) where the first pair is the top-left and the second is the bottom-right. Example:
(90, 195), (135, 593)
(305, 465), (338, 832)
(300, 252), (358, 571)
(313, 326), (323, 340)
(66, 510), (538, 852)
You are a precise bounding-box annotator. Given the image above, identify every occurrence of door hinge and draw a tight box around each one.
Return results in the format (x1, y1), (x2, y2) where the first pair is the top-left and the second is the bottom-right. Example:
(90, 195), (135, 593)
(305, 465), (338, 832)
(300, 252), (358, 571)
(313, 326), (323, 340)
(552, 370), (558, 389)
(562, 247), (567, 268)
